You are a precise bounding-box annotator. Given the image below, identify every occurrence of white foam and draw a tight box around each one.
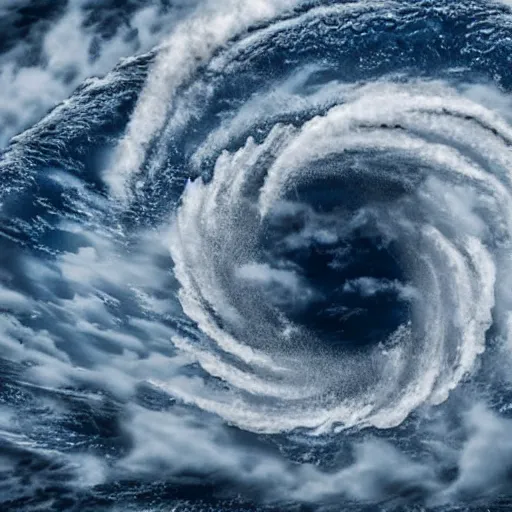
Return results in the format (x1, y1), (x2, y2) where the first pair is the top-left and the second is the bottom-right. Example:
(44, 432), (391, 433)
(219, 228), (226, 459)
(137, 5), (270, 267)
(166, 79), (510, 433)
(107, 0), (299, 200)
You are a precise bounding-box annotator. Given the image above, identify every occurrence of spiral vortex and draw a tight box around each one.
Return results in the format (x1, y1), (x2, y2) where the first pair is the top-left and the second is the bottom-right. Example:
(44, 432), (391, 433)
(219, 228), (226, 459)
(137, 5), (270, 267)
(116, 0), (512, 435)
(3, 0), (512, 510)
(165, 79), (507, 433)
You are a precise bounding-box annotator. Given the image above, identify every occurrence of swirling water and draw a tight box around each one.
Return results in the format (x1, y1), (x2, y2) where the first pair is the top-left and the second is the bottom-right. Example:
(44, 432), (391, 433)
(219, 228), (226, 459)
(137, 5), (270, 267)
(2, 1), (512, 510)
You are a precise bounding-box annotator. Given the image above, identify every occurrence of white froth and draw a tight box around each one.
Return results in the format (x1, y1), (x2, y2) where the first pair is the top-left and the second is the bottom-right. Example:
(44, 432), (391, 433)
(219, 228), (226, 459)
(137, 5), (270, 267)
(162, 78), (510, 433)
(96, 0), (512, 434)
(107, 0), (299, 200)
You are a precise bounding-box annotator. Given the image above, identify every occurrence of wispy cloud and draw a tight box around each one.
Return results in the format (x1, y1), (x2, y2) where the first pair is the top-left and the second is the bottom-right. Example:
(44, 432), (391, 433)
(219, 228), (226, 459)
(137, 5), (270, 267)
(0, 0), (198, 147)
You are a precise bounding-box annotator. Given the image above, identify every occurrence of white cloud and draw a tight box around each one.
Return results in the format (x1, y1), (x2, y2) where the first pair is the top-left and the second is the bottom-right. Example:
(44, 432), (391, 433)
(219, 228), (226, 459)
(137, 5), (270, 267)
(343, 277), (418, 301)
(236, 262), (303, 293)
(0, 0), (199, 147)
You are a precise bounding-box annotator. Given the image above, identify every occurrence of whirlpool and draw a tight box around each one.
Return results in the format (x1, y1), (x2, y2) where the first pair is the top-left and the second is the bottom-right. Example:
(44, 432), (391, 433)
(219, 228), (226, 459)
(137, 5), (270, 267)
(1, 0), (512, 510)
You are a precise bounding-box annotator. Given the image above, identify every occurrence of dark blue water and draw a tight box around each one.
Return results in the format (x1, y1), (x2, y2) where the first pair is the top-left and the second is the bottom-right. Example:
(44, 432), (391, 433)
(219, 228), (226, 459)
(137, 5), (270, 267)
(1, 1), (512, 511)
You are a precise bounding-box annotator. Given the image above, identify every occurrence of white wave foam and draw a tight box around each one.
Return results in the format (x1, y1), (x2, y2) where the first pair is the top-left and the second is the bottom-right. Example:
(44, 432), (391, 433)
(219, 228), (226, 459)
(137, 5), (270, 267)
(107, 0), (299, 200)
(165, 80), (510, 433)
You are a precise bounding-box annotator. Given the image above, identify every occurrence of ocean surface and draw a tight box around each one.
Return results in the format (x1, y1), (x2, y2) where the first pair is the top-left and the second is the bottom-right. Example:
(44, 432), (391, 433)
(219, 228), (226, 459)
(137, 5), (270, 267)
(1, 1), (512, 510)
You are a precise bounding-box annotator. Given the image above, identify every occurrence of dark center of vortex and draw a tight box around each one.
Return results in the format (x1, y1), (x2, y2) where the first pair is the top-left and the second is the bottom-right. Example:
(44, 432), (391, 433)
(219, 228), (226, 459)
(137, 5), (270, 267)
(260, 171), (413, 350)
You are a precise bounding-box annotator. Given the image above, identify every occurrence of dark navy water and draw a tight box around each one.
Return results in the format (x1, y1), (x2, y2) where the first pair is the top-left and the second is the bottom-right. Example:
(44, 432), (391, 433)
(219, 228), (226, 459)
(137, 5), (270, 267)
(1, 1), (512, 511)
